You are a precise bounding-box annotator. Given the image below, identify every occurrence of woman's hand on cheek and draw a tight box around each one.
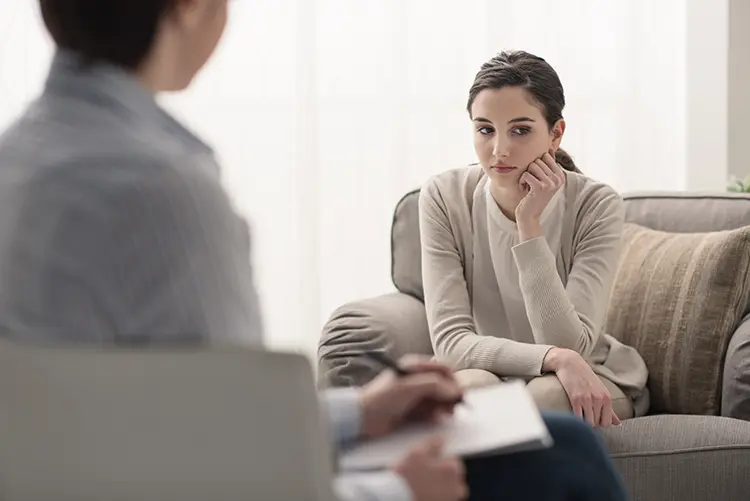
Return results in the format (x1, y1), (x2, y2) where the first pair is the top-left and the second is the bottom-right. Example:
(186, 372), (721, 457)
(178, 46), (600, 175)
(514, 152), (565, 233)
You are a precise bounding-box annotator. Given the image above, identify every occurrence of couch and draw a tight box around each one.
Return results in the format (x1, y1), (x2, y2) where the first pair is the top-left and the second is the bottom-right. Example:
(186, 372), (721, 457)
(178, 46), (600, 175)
(318, 190), (750, 501)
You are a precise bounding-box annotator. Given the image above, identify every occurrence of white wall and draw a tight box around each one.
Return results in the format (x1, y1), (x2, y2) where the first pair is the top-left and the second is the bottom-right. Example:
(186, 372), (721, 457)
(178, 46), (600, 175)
(728, 0), (750, 179)
(0, 2), (53, 126)
(0, 1), (739, 356)
(686, 0), (730, 191)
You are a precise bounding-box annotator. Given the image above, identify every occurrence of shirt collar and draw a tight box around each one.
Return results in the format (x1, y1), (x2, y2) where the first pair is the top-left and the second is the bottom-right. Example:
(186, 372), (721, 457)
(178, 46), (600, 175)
(44, 50), (213, 157)
(484, 176), (566, 234)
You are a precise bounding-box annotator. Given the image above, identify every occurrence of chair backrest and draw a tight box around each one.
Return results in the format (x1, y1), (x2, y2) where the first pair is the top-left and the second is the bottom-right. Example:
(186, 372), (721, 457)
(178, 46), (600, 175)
(0, 340), (335, 501)
(390, 190), (750, 300)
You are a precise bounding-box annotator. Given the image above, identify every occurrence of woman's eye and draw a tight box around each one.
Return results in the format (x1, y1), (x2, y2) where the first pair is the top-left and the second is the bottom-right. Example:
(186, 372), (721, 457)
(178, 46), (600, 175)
(477, 126), (495, 135)
(511, 126), (531, 136)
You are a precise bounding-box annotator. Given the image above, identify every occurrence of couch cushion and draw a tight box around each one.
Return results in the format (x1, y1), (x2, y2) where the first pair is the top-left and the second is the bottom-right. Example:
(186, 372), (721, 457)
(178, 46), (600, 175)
(390, 191), (750, 302)
(604, 223), (750, 415)
(603, 415), (750, 501)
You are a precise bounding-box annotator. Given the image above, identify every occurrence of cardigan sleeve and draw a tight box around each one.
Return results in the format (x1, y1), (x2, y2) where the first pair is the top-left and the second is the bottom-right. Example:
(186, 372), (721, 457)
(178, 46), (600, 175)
(511, 186), (625, 359)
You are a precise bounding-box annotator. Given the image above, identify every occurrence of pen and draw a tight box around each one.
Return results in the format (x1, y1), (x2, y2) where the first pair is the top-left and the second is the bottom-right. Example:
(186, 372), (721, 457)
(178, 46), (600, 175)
(365, 351), (411, 376)
(364, 351), (468, 407)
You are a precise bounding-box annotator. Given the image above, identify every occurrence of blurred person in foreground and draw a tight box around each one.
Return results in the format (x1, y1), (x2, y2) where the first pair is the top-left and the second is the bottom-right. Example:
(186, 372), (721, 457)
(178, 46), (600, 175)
(0, 1), (628, 500)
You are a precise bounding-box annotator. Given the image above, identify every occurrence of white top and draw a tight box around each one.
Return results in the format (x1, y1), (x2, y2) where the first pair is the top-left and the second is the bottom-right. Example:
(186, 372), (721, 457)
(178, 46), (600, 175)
(479, 184), (565, 348)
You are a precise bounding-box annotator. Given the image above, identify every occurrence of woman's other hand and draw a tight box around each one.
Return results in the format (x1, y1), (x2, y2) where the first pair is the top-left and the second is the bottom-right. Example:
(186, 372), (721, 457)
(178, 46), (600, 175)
(542, 348), (621, 428)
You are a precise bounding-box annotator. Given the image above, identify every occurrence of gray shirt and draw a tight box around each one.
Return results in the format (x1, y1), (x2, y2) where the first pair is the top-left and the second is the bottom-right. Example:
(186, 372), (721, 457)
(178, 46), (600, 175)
(0, 52), (411, 501)
(0, 52), (263, 346)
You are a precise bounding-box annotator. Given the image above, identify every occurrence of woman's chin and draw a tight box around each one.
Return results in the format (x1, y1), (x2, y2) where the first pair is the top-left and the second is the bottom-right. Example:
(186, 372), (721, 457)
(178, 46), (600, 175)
(484, 167), (521, 187)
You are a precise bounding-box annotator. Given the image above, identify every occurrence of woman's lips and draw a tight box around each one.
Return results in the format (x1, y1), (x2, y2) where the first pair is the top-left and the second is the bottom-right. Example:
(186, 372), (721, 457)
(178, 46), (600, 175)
(491, 165), (517, 173)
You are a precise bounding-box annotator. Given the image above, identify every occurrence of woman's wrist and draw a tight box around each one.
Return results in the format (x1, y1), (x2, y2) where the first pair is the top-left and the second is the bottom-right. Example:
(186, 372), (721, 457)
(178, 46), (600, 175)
(517, 217), (542, 242)
(542, 347), (576, 373)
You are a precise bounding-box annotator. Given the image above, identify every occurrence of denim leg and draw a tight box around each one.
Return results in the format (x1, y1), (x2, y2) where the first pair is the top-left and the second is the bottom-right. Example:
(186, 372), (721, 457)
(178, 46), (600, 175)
(464, 412), (628, 501)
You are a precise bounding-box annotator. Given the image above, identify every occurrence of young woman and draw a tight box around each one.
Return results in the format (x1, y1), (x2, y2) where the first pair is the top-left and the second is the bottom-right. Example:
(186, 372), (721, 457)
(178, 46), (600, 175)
(420, 51), (649, 427)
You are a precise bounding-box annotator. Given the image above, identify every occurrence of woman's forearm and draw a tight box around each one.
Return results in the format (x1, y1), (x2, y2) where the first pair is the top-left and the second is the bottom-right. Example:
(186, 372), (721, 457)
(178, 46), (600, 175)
(512, 236), (599, 357)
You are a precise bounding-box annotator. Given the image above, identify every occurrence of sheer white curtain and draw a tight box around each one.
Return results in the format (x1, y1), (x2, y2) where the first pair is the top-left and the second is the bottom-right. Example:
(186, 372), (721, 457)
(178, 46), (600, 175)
(2, 1), (687, 356)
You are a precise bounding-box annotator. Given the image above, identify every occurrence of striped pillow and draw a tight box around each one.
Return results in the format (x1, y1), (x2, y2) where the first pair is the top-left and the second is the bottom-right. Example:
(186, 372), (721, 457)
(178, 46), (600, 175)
(604, 223), (750, 415)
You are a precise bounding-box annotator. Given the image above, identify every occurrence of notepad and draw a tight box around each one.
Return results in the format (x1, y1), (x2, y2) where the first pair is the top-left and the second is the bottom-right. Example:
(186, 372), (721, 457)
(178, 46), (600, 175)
(340, 380), (552, 471)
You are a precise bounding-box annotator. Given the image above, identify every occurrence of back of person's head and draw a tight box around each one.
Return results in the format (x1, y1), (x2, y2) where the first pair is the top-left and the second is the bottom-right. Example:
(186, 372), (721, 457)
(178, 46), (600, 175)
(40, 0), (229, 91)
(40, 0), (174, 70)
(467, 50), (580, 174)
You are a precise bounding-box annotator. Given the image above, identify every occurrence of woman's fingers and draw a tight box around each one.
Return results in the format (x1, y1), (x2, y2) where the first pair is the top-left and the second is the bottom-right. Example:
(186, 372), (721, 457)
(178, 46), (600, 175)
(542, 152), (566, 184)
(572, 400), (584, 421)
(612, 411), (622, 426)
(581, 399), (596, 427)
(529, 159), (560, 191)
(536, 157), (556, 181)
(520, 171), (543, 192)
(599, 402), (614, 428)
(569, 392), (592, 425)
(570, 393), (597, 427)
(529, 161), (552, 186)
(592, 399), (604, 427)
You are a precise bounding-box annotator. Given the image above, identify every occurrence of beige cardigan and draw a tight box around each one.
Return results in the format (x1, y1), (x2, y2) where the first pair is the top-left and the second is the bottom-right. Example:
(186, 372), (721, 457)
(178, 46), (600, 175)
(418, 166), (648, 397)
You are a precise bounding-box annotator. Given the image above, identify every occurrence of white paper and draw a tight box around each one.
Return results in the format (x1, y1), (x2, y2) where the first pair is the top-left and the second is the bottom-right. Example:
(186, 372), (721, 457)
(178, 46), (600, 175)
(340, 380), (552, 471)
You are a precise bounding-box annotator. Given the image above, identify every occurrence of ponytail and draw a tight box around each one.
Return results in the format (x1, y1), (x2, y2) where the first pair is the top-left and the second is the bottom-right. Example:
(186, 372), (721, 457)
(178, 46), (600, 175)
(555, 148), (581, 174)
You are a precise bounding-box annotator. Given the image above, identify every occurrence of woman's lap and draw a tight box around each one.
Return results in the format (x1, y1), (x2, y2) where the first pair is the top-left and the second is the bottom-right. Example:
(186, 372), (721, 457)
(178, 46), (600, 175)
(526, 374), (634, 419)
(453, 369), (634, 420)
(453, 368), (504, 389)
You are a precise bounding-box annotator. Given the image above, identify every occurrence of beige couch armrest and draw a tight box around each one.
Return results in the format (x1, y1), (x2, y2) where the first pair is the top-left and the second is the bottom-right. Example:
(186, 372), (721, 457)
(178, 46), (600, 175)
(317, 292), (432, 388)
(722, 313), (750, 420)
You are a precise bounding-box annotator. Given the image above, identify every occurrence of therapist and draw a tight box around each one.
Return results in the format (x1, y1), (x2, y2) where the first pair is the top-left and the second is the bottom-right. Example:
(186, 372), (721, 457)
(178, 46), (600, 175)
(0, 1), (628, 500)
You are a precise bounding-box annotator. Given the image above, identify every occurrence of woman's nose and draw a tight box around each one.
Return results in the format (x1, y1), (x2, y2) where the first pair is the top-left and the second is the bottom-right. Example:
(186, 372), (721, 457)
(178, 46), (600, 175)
(492, 140), (509, 159)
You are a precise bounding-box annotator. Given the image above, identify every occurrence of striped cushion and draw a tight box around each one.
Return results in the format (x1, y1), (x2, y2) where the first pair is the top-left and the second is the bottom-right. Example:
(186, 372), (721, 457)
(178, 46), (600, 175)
(604, 223), (750, 415)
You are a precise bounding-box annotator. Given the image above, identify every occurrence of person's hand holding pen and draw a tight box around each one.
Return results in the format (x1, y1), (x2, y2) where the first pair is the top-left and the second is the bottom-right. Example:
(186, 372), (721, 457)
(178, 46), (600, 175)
(359, 353), (465, 440)
(358, 354), (470, 501)
(360, 353), (469, 501)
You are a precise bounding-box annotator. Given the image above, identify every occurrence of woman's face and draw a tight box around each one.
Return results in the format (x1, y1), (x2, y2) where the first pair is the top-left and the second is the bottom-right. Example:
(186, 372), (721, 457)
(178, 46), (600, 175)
(470, 86), (564, 188)
(167, 0), (229, 90)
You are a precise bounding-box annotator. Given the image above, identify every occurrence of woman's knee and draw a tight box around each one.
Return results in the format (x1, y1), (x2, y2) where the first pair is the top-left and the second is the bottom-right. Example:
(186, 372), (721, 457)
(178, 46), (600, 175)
(526, 375), (573, 412)
(453, 369), (501, 389)
(601, 379), (635, 420)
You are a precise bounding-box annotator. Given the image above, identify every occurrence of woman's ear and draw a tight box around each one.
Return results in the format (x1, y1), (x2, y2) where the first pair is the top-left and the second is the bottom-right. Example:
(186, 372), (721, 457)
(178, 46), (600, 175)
(550, 119), (566, 152)
(169, 0), (204, 31)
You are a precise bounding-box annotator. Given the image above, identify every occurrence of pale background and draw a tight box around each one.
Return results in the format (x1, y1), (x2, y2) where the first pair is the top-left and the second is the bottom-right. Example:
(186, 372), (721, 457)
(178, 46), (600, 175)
(1, 0), (746, 357)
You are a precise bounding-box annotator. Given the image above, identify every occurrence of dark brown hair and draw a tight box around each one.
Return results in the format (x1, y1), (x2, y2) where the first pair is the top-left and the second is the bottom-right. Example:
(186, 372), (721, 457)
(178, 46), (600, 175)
(467, 50), (580, 173)
(40, 0), (174, 70)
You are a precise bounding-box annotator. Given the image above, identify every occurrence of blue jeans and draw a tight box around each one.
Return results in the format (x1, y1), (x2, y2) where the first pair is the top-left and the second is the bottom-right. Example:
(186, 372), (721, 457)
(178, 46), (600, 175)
(464, 412), (628, 501)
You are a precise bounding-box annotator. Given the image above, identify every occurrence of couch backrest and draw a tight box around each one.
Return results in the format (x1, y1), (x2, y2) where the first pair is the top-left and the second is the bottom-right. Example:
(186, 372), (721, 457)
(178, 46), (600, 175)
(391, 190), (423, 300)
(621, 192), (750, 232)
(391, 191), (750, 299)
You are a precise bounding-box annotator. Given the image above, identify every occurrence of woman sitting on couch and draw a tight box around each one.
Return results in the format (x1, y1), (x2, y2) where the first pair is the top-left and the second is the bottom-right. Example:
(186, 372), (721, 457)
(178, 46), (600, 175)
(419, 50), (649, 426)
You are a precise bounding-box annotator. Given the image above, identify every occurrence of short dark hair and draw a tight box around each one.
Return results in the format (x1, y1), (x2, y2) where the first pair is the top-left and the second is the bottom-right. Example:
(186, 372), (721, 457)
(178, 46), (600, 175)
(40, 0), (175, 69)
(467, 50), (580, 173)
